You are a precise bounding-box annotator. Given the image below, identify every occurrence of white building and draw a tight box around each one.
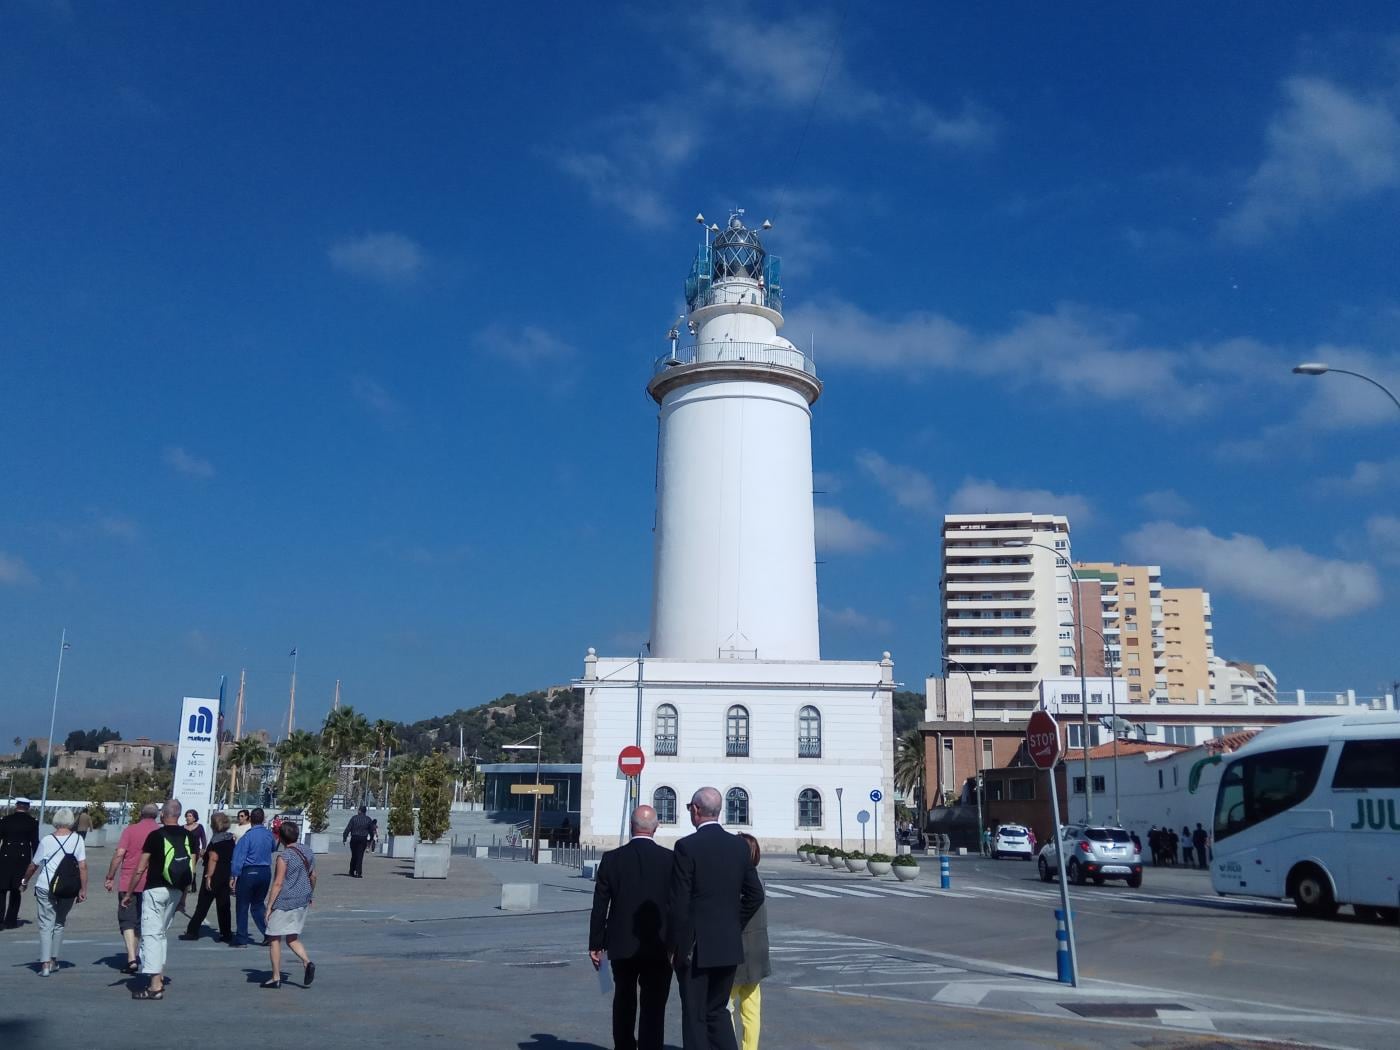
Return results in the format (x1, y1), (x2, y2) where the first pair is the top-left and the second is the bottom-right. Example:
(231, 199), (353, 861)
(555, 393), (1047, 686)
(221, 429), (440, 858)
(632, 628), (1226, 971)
(578, 212), (895, 853)
(1210, 657), (1278, 706)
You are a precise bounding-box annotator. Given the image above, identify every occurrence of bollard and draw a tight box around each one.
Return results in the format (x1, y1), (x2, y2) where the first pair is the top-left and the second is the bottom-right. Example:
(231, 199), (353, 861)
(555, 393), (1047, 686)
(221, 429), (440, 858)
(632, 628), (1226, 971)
(1054, 909), (1073, 984)
(940, 856), (951, 889)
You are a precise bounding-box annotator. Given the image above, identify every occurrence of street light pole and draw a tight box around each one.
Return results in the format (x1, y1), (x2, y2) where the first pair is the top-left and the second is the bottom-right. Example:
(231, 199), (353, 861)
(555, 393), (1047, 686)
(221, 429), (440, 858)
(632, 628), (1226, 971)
(1069, 620), (1121, 826)
(1293, 363), (1400, 416)
(39, 629), (70, 824)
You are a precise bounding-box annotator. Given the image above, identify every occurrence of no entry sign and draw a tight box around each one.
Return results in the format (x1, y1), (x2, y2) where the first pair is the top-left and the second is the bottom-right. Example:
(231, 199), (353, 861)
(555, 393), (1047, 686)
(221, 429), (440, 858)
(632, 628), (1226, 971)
(1026, 710), (1060, 770)
(618, 745), (645, 777)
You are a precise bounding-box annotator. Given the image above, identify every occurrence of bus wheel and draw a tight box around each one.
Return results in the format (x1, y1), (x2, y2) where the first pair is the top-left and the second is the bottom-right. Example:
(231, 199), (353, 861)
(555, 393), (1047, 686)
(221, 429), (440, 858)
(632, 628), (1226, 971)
(1289, 864), (1338, 918)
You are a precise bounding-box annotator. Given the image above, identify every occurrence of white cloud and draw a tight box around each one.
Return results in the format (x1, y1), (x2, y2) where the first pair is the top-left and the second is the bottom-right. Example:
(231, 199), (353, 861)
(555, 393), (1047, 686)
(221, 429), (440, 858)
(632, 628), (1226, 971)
(855, 450), (937, 514)
(0, 552), (37, 587)
(1124, 521), (1382, 620)
(949, 478), (1093, 525)
(163, 445), (214, 479)
(1365, 515), (1400, 566)
(1138, 489), (1194, 519)
(328, 232), (425, 284)
(1320, 457), (1400, 493)
(473, 324), (576, 367)
(1222, 76), (1400, 242)
(821, 604), (893, 634)
(351, 375), (403, 424)
(814, 505), (888, 554)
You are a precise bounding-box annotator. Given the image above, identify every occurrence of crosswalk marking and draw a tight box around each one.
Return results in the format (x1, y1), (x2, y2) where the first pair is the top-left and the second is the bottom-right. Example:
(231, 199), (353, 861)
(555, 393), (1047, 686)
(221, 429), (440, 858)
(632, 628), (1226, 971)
(775, 884), (841, 899)
(809, 884), (886, 898)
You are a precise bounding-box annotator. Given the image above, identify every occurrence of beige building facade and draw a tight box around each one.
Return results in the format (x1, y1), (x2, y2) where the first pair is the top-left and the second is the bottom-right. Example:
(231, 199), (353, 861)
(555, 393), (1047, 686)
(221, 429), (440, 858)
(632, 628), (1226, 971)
(1074, 562), (1166, 704)
(1162, 587), (1214, 703)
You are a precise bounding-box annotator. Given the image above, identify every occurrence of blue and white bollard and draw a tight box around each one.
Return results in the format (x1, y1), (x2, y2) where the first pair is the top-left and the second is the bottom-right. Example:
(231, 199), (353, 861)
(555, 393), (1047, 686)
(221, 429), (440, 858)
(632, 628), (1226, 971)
(940, 855), (951, 889)
(1054, 908), (1073, 984)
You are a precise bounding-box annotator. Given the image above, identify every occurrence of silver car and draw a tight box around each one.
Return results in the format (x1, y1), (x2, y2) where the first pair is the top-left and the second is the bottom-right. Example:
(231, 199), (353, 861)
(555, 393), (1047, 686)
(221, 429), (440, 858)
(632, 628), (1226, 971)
(1037, 825), (1143, 888)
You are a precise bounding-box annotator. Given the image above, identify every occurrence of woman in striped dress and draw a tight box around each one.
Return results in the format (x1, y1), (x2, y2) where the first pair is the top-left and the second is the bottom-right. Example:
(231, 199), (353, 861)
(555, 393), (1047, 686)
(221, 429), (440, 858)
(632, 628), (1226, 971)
(261, 821), (316, 989)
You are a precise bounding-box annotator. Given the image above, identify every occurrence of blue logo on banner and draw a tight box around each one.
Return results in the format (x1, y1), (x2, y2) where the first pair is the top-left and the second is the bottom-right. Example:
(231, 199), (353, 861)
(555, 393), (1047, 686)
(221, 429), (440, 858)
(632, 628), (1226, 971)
(188, 706), (213, 736)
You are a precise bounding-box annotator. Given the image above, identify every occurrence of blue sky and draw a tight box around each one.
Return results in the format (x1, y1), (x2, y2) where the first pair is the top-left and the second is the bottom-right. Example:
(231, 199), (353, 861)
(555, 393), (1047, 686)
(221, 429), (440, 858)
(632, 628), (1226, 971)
(4, 3), (1400, 742)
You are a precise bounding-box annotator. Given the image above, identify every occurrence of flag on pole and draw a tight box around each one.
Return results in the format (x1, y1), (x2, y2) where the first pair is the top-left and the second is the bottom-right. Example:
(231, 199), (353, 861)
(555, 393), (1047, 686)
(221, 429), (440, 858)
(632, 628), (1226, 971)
(289, 648), (297, 657)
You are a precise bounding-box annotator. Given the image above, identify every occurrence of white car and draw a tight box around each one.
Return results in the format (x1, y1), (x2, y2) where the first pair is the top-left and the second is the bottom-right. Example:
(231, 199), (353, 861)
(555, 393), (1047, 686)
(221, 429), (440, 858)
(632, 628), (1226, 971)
(992, 824), (1034, 860)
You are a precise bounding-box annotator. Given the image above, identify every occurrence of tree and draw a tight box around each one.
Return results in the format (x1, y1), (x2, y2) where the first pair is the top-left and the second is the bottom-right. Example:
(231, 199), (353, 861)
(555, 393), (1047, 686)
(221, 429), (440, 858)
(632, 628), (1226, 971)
(416, 752), (452, 844)
(387, 754), (421, 838)
(19, 741), (45, 768)
(227, 738), (269, 799)
(276, 730), (319, 790)
(894, 728), (925, 809)
(283, 754), (336, 819)
(63, 727), (120, 753)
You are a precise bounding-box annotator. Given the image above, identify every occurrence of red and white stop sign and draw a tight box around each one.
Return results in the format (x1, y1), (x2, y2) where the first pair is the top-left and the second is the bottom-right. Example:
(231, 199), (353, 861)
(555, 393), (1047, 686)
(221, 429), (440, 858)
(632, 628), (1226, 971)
(1026, 710), (1060, 770)
(618, 745), (645, 777)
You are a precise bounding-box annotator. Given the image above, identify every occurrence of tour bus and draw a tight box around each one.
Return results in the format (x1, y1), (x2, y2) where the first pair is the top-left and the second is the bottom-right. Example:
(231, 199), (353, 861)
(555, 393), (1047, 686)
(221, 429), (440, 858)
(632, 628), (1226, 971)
(1211, 713), (1399, 920)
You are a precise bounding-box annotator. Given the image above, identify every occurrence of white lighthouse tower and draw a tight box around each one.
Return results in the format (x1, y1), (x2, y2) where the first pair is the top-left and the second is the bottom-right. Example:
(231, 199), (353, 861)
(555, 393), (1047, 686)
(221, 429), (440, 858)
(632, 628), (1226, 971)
(579, 211), (895, 854)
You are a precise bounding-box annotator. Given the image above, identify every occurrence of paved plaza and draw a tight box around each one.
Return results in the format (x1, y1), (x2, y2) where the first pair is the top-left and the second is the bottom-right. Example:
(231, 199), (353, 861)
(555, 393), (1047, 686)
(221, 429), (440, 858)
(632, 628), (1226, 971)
(1, 842), (1397, 1049)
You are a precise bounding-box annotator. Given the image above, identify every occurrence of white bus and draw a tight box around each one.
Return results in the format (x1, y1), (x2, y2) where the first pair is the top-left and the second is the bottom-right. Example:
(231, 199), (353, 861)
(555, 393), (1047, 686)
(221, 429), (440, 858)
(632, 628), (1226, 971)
(1210, 713), (1399, 920)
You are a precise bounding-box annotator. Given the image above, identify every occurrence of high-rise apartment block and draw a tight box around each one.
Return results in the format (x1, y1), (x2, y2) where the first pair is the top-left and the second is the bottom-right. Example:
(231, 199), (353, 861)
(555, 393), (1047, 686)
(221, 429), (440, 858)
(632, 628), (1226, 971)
(1073, 562), (1168, 703)
(1162, 587), (1214, 703)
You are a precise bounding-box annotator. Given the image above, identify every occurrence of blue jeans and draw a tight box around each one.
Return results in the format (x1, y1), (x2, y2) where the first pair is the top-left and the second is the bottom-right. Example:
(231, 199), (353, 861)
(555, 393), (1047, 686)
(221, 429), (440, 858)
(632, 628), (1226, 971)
(235, 865), (271, 943)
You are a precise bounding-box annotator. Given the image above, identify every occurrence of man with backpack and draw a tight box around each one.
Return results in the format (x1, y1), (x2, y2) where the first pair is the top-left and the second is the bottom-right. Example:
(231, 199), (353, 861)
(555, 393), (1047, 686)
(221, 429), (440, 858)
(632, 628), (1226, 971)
(121, 799), (198, 1000)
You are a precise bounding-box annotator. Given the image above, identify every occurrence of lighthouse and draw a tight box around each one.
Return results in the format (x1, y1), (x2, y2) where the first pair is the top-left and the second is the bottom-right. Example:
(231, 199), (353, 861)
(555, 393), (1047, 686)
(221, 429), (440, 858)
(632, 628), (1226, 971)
(579, 211), (895, 854)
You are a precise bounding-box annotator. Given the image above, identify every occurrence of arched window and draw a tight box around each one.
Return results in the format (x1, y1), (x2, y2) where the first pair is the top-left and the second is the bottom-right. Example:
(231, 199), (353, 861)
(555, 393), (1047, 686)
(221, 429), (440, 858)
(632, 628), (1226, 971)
(798, 788), (822, 827)
(798, 706), (821, 758)
(655, 704), (678, 756)
(653, 786), (677, 825)
(726, 705), (750, 757)
(725, 787), (750, 826)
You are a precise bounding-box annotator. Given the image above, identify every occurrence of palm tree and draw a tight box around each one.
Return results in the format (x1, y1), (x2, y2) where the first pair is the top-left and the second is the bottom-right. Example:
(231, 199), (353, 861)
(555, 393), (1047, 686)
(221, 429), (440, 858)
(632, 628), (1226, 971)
(227, 738), (269, 800)
(276, 730), (319, 791)
(373, 719), (400, 802)
(282, 754), (336, 809)
(894, 728), (925, 808)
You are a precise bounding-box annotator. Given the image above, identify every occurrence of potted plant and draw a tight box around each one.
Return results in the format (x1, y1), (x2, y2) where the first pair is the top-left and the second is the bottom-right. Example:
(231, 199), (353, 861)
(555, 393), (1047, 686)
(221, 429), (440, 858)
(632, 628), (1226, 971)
(85, 801), (108, 846)
(844, 849), (866, 873)
(386, 756), (418, 858)
(892, 853), (920, 882)
(797, 843), (812, 862)
(283, 755), (336, 854)
(827, 848), (846, 869)
(813, 845), (830, 865)
(305, 781), (333, 853)
(413, 753), (453, 878)
(866, 852), (893, 876)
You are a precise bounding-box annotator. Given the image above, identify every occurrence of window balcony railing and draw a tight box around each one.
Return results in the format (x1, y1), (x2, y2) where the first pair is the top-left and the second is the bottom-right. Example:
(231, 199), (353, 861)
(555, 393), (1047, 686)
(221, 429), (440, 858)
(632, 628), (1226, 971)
(798, 739), (821, 758)
(654, 734), (677, 756)
(726, 739), (749, 758)
(654, 340), (815, 378)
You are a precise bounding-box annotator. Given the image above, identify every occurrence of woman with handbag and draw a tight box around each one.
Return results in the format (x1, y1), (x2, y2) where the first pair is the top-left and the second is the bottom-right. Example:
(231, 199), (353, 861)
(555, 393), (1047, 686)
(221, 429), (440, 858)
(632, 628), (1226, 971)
(261, 819), (317, 989)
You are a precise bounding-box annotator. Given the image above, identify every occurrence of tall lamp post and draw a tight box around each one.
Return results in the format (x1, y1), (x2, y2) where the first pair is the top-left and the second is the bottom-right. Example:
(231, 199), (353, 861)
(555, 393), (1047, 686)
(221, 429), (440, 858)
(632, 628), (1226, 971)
(1005, 540), (1094, 823)
(503, 729), (544, 863)
(942, 658), (983, 854)
(1292, 363), (1400, 415)
(1066, 620), (1121, 826)
(39, 629), (71, 825)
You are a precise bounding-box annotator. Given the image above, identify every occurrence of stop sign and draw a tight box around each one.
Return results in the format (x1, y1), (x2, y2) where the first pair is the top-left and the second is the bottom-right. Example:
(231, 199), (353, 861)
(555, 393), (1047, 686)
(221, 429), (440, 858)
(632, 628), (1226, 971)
(1026, 710), (1060, 770)
(618, 745), (645, 777)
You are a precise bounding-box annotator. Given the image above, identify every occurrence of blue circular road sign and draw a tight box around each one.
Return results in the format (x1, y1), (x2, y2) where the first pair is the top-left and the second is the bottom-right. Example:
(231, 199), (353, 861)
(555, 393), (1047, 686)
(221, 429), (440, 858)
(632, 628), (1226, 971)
(869, 789), (883, 803)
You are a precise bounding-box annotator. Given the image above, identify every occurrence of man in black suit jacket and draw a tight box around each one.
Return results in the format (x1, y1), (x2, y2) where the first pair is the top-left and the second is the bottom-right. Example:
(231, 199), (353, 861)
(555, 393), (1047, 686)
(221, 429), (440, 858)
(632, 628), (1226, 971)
(667, 787), (764, 1050)
(0, 798), (41, 928)
(590, 805), (674, 1050)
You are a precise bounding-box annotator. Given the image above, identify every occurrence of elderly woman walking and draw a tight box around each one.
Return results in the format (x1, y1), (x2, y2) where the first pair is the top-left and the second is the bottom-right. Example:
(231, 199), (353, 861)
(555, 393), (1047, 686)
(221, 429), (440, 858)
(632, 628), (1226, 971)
(729, 832), (771, 1050)
(22, 807), (88, 976)
(261, 819), (317, 989)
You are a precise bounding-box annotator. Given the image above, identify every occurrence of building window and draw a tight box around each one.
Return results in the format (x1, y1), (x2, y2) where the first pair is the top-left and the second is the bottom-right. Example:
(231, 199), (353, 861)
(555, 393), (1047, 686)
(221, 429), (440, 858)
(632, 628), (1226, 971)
(1066, 723), (1102, 749)
(1059, 646), (1075, 658)
(1128, 669), (1141, 677)
(1164, 725), (1196, 746)
(798, 706), (821, 758)
(655, 704), (678, 756)
(726, 706), (750, 757)
(725, 787), (750, 825)
(981, 738), (994, 769)
(1061, 692), (1080, 704)
(1157, 769), (1164, 789)
(798, 788), (822, 827)
(1010, 778), (1035, 801)
(1071, 775), (1107, 795)
(653, 786), (677, 825)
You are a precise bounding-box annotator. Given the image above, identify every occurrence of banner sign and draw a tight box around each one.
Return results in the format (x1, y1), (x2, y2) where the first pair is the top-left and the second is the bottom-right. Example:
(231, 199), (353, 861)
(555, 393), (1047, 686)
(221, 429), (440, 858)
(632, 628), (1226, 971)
(173, 697), (218, 817)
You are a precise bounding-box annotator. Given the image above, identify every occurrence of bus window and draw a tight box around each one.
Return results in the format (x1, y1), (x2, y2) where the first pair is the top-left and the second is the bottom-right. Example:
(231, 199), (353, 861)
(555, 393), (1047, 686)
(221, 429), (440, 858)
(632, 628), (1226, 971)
(1331, 739), (1400, 790)
(1215, 745), (1328, 842)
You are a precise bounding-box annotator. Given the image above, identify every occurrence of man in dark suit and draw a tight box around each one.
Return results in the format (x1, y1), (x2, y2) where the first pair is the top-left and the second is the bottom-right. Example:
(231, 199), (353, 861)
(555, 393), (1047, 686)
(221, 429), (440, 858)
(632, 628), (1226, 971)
(0, 798), (41, 928)
(590, 804), (673, 1050)
(667, 787), (764, 1050)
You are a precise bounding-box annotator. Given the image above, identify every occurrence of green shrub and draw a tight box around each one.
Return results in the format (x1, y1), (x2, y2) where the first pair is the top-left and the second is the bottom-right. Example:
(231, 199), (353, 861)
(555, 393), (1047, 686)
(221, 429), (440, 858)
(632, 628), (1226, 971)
(387, 774), (416, 837)
(845, 849), (866, 860)
(867, 853), (893, 863)
(814, 845), (831, 856)
(307, 782), (333, 833)
(86, 802), (107, 829)
(829, 848), (847, 860)
(415, 752), (452, 844)
(891, 853), (919, 867)
(797, 843), (812, 854)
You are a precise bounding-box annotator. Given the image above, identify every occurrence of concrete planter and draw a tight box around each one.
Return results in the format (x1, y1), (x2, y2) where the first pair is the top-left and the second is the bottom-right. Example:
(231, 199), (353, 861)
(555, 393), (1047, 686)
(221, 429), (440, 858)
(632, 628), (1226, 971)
(892, 863), (920, 882)
(306, 833), (330, 855)
(413, 841), (451, 879)
(844, 857), (864, 873)
(389, 834), (416, 859)
(827, 854), (844, 869)
(866, 860), (892, 876)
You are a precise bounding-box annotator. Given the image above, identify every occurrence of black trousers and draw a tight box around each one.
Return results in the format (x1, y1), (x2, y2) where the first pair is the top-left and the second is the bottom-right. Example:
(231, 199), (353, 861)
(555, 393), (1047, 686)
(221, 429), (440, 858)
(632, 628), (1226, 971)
(675, 960), (738, 1050)
(610, 956), (672, 1050)
(1, 879), (22, 926)
(348, 836), (368, 877)
(186, 880), (232, 940)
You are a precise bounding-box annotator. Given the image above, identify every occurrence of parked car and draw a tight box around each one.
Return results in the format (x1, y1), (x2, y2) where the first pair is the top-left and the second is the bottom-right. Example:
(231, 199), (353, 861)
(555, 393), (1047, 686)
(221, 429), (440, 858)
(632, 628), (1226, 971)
(992, 824), (1034, 860)
(1038, 824), (1143, 887)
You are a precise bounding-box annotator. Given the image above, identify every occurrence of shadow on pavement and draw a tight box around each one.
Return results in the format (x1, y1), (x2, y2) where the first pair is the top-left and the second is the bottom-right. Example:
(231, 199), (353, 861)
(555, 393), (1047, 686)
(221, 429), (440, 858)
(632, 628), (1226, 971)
(516, 1037), (609, 1050)
(0, 1018), (43, 1050)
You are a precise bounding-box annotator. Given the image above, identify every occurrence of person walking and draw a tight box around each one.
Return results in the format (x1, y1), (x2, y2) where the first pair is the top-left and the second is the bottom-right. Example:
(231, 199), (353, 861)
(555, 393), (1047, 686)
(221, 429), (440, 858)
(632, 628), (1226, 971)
(0, 797), (40, 929)
(589, 804), (673, 1050)
(75, 808), (92, 840)
(230, 807), (275, 947)
(728, 833), (770, 1050)
(261, 819), (316, 989)
(667, 787), (764, 1050)
(180, 811), (234, 942)
(1192, 823), (1210, 870)
(105, 803), (159, 973)
(342, 806), (373, 878)
(230, 810), (252, 842)
(122, 799), (198, 1000)
(22, 807), (87, 975)
(176, 810), (207, 916)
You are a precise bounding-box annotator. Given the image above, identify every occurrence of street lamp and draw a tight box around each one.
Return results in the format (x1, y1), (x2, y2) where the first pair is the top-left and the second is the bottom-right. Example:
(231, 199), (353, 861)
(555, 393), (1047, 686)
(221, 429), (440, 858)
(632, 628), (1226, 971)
(1005, 540), (1095, 823)
(503, 729), (544, 863)
(1292, 363), (1400, 415)
(39, 629), (71, 825)
(942, 657), (983, 854)
(1064, 620), (1122, 826)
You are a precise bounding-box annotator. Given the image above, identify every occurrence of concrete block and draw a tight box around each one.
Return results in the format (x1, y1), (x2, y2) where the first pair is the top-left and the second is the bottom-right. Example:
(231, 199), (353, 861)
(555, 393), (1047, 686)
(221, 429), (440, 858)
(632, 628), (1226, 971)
(501, 883), (540, 911)
(474, 846), (491, 859)
(581, 863), (598, 880)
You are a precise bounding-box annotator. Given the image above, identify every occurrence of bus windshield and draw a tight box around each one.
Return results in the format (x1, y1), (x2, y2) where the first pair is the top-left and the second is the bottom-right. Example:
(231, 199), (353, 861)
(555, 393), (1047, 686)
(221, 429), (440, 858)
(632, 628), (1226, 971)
(1214, 745), (1329, 842)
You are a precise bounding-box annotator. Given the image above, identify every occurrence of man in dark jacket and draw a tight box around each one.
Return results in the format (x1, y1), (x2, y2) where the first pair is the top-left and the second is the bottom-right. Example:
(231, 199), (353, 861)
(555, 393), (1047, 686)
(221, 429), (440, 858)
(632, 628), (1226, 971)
(0, 798), (40, 928)
(343, 807), (374, 877)
(589, 805), (673, 1050)
(1192, 823), (1210, 870)
(667, 787), (764, 1050)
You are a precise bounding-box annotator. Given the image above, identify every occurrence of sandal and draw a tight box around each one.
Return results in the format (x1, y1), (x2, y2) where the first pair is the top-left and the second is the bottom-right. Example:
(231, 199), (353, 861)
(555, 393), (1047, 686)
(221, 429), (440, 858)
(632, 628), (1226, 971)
(261, 978), (281, 989)
(123, 960), (140, 975)
(132, 987), (164, 1000)
(303, 961), (316, 986)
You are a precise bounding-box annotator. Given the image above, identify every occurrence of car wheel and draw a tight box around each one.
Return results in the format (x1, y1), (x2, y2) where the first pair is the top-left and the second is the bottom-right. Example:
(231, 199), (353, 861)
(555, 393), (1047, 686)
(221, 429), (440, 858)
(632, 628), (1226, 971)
(1068, 859), (1086, 886)
(1126, 874), (1142, 888)
(1289, 864), (1339, 919)
(1038, 857), (1052, 883)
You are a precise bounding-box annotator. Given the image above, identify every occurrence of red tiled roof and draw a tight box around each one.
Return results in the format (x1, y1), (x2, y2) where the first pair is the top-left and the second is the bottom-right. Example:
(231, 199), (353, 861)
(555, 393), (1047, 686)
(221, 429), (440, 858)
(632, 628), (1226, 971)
(1062, 741), (1190, 761)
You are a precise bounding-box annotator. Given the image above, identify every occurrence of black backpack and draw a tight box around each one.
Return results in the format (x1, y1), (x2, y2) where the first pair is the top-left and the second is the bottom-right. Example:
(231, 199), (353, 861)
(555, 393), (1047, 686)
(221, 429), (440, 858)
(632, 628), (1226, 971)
(160, 830), (196, 891)
(48, 835), (81, 899)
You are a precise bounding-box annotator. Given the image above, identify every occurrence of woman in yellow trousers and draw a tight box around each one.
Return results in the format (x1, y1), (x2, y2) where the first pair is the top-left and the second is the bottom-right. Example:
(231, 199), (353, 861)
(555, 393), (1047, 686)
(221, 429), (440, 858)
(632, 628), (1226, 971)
(730, 833), (770, 1050)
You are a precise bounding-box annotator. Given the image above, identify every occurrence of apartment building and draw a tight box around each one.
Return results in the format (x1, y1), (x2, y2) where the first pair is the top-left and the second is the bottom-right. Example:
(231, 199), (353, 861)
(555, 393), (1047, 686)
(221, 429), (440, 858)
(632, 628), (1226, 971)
(942, 513), (1074, 715)
(1073, 562), (1166, 704)
(1162, 587), (1214, 703)
(1211, 657), (1279, 705)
